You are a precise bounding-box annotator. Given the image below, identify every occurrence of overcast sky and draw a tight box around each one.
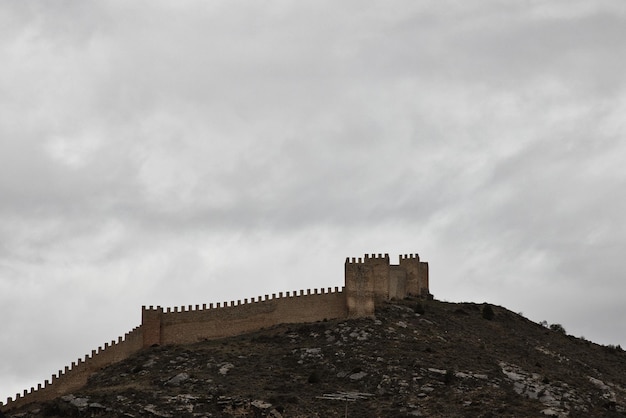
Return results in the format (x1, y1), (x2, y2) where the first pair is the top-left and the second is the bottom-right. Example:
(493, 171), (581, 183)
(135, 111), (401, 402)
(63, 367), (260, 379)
(2, 0), (626, 402)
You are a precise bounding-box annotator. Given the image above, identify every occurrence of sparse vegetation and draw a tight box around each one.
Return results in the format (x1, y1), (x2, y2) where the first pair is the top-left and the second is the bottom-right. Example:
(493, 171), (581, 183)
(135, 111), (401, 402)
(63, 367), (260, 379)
(606, 344), (623, 353)
(549, 323), (566, 334)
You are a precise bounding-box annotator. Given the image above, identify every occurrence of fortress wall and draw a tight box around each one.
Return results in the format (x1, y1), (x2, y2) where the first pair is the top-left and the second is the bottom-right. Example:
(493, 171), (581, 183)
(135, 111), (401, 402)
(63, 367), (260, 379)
(1, 326), (144, 412)
(2, 252), (429, 413)
(157, 288), (347, 345)
(388, 266), (407, 300)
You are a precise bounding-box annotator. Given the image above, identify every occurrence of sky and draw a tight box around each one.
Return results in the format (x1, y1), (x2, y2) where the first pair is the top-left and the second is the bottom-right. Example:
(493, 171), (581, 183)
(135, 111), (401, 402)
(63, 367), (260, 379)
(2, 0), (626, 403)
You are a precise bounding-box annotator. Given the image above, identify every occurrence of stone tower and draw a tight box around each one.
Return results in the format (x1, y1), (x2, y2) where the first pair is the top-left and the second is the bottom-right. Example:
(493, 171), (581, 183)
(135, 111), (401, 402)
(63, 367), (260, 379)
(345, 253), (430, 317)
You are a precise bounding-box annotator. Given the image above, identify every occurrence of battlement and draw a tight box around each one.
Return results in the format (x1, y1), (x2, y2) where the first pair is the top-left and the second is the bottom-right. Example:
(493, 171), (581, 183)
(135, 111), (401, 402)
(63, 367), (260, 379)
(399, 253), (420, 261)
(365, 253), (388, 258)
(142, 286), (344, 315)
(2, 252), (428, 413)
(345, 253), (391, 264)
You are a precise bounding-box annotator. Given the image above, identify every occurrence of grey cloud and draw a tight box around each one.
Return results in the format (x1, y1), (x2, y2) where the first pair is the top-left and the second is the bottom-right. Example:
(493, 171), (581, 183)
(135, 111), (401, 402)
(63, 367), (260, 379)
(2, 0), (626, 402)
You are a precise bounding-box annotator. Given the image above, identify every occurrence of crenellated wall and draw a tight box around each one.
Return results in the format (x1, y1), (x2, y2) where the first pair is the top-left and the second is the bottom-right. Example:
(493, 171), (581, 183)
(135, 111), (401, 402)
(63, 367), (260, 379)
(141, 287), (347, 347)
(1, 252), (429, 412)
(1, 326), (144, 411)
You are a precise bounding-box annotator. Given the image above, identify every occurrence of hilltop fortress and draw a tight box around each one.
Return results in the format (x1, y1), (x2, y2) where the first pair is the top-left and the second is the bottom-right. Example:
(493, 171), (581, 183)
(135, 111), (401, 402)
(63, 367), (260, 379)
(1, 253), (429, 412)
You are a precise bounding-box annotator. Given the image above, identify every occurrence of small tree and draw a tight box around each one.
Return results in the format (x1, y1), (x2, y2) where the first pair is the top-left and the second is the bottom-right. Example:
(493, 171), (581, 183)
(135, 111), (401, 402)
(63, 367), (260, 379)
(482, 304), (495, 320)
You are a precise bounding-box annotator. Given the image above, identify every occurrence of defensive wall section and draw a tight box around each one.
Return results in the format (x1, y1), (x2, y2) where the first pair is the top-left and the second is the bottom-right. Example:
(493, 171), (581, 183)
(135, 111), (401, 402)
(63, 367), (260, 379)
(1, 252), (429, 412)
(142, 287), (347, 347)
(0, 326), (144, 411)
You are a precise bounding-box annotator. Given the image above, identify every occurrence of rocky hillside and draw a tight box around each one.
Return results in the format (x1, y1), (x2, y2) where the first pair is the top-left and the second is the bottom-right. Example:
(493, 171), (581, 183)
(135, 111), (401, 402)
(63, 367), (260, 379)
(5, 299), (626, 417)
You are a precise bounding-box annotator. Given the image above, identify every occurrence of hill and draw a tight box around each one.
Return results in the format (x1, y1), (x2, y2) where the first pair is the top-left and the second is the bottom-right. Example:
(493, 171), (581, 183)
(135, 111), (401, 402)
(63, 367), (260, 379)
(4, 298), (626, 417)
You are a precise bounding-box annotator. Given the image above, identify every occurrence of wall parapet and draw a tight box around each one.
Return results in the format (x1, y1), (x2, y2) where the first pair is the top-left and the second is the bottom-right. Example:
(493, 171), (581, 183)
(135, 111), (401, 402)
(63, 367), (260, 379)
(147, 286), (344, 314)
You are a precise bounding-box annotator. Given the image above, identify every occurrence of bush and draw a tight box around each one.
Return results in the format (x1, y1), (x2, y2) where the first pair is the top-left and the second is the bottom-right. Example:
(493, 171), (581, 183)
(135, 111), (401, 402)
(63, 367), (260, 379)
(549, 323), (566, 334)
(482, 304), (495, 320)
(414, 302), (425, 315)
(606, 344), (623, 353)
(307, 370), (321, 384)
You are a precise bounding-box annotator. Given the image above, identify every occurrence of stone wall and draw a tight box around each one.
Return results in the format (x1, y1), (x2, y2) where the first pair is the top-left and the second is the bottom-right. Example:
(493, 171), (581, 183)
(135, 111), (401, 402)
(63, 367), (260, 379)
(1, 252), (429, 412)
(142, 287), (347, 347)
(1, 326), (143, 411)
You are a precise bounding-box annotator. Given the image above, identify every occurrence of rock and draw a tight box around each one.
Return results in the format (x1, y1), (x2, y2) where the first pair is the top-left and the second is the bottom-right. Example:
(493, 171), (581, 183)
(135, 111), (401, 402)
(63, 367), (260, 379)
(144, 404), (173, 417)
(219, 362), (234, 375)
(251, 399), (273, 410)
(165, 372), (190, 386)
(349, 371), (368, 380)
(61, 394), (89, 410)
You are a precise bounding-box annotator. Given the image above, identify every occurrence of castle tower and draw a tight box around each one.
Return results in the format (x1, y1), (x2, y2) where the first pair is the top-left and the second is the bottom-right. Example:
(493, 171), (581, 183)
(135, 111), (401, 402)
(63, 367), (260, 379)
(142, 306), (163, 348)
(364, 253), (391, 302)
(345, 252), (430, 316)
(399, 254), (429, 297)
(345, 257), (376, 317)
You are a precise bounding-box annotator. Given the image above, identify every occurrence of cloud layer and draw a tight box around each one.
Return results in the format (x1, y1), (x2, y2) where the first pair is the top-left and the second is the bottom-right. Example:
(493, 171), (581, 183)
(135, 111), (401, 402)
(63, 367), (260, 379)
(2, 0), (626, 401)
